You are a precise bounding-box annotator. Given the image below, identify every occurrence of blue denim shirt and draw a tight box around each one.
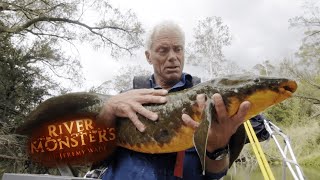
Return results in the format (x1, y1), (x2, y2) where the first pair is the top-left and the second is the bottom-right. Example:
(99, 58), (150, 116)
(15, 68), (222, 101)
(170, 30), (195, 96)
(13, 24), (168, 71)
(102, 73), (227, 180)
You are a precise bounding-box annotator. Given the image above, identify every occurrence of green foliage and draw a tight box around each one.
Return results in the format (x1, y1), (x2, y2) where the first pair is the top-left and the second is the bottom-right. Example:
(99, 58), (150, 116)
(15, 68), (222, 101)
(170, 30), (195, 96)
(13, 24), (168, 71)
(0, 0), (145, 176)
(0, 35), (57, 176)
(264, 97), (314, 126)
(233, 1), (320, 175)
(301, 155), (320, 167)
(0, 35), (47, 124)
(266, 119), (320, 167)
(187, 16), (232, 79)
(241, 61), (319, 173)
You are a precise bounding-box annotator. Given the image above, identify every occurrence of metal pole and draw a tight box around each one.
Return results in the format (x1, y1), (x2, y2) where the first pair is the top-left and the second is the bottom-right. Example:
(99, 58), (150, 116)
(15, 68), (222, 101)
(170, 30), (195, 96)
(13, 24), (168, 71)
(263, 119), (305, 180)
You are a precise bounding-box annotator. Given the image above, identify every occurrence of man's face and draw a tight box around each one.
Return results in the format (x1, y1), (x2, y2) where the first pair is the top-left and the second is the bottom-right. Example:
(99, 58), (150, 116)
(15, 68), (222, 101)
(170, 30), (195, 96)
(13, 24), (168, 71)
(145, 29), (184, 85)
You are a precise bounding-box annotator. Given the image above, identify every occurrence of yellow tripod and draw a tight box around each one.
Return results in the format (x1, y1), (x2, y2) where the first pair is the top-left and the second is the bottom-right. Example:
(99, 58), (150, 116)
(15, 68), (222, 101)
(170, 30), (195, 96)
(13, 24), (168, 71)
(244, 120), (275, 180)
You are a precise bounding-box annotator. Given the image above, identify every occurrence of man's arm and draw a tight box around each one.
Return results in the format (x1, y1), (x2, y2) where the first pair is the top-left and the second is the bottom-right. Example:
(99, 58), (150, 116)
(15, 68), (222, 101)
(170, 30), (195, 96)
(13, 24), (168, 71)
(97, 89), (168, 132)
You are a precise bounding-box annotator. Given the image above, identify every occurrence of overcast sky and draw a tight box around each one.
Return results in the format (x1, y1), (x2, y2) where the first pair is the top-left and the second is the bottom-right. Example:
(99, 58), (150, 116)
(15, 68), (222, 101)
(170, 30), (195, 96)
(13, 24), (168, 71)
(74, 0), (308, 90)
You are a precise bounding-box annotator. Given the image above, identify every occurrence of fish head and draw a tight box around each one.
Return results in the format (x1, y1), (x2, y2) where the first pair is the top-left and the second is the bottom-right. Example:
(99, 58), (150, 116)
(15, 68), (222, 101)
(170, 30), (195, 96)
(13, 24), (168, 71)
(210, 75), (297, 120)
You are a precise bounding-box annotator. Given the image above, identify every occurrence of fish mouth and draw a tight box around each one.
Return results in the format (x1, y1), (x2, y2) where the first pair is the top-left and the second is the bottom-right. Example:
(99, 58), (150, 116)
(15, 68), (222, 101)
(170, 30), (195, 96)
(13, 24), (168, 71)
(232, 79), (298, 120)
(270, 79), (298, 109)
(279, 80), (297, 96)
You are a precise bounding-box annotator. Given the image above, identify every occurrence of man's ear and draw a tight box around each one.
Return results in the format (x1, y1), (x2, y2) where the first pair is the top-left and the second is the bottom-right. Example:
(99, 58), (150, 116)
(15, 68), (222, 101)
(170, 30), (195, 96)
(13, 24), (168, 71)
(145, 50), (152, 64)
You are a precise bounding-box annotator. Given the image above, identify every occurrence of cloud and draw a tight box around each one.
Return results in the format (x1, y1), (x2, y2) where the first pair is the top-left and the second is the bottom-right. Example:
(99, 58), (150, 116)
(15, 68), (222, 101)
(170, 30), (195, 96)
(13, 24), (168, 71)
(77, 0), (306, 90)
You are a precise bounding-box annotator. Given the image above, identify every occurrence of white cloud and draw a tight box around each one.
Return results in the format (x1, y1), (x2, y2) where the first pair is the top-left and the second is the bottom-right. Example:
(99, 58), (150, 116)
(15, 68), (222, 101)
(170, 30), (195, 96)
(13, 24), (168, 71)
(76, 0), (307, 90)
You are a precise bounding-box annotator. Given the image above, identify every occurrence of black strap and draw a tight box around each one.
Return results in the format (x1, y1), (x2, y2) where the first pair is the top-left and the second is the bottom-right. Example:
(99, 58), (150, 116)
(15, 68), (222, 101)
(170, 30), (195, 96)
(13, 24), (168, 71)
(133, 76), (151, 89)
(192, 76), (201, 86)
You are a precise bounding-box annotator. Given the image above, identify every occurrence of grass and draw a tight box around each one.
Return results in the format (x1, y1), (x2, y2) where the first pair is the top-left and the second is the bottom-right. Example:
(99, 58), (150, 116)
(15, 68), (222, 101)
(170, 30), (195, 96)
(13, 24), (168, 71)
(299, 153), (320, 167)
(231, 117), (320, 179)
(237, 116), (320, 168)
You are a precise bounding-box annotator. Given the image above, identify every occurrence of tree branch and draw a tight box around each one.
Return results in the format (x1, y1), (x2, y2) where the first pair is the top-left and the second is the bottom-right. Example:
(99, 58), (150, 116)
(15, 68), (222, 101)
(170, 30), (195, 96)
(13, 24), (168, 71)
(308, 80), (320, 90)
(25, 29), (72, 40)
(295, 95), (320, 104)
(0, 104), (22, 116)
(0, 154), (27, 161)
(311, 112), (320, 118)
(0, 16), (135, 53)
(0, 16), (131, 34)
(307, 30), (320, 37)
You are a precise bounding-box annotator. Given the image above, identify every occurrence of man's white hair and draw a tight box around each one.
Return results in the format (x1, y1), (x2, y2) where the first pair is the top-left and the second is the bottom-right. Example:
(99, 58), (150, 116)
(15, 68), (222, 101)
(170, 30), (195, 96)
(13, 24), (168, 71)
(145, 21), (185, 50)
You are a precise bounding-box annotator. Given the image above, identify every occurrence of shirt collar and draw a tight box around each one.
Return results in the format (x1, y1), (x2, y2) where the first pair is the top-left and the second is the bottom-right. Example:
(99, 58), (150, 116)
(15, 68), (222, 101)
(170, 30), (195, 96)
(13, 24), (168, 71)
(149, 73), (191, 91)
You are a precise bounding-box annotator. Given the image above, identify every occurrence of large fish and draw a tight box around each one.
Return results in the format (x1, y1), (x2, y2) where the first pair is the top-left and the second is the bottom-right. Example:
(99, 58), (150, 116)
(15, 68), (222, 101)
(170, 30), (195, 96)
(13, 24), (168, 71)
(17, 75), (297, 171)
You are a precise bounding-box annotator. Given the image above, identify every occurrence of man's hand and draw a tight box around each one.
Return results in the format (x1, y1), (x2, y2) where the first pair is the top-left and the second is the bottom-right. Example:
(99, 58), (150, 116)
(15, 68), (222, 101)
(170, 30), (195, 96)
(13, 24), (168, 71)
(98, 89), (168, 132)
(182, 93), (250, 173)
(182, 93), (251, 151)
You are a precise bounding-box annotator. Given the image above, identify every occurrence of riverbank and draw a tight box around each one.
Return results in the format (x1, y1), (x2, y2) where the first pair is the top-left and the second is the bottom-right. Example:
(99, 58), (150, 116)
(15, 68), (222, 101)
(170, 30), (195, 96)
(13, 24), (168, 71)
(231, 114), (320, 179)
(225, 165), (320, 180)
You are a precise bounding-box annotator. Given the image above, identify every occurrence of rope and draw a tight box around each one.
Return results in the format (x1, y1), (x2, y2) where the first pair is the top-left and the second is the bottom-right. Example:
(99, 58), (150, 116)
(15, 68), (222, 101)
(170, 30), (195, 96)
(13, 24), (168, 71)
(244, 121), (275, 180)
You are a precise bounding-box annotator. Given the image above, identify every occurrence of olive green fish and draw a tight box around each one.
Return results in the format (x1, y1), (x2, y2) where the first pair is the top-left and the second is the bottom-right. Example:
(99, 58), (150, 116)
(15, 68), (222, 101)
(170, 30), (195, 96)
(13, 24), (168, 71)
(17, 75), (297, 172)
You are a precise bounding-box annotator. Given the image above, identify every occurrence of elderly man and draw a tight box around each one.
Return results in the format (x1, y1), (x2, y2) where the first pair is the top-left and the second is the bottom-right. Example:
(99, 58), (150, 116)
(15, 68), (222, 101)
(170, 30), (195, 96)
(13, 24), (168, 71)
(98, 21), (251, 180)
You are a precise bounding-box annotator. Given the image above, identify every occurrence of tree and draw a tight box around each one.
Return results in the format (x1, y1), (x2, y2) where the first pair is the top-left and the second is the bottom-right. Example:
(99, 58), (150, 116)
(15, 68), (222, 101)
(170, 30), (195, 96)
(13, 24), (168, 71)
(0, 0), (145, 122)
(289, 1), (320, 115)
(91, 65), (152, 94)
(252, 60), (276, 76)
(253, 1), (320, 121)
(0, 35), (48, 124)
(0, 0), (145, 175)
(0, 34), (56, 175)
(289, 1), (320, 73)
(187, 16), (232, 80)
(280, 60), (320, 112)
(0, 0), (145, 96)
(0, 0), (144, 57)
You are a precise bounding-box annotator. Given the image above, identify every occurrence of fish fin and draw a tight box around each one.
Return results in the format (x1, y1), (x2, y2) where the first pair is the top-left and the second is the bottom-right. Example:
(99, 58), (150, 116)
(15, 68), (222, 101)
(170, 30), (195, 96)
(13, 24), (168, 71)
(193, 99), (215, 175)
